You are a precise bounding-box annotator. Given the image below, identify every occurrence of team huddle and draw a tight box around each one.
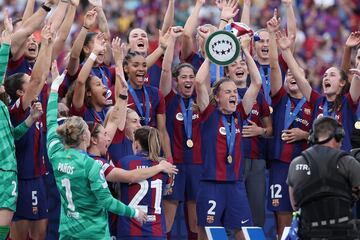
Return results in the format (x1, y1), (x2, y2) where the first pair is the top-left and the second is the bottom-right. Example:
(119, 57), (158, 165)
(0, 0), (360, 239)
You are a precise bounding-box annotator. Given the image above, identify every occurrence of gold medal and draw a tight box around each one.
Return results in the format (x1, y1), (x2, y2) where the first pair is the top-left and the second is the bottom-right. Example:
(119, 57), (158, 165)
(355, 121), (360, 130)
(186, 139), (194, 148)
(269, 106), (273, 114)
(281, 133), (287, 141)
(227, 155), (232, 164)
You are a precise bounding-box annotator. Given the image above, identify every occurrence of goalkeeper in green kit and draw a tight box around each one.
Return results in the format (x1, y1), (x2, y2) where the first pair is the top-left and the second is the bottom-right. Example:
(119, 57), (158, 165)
(46, 69), (147, 239)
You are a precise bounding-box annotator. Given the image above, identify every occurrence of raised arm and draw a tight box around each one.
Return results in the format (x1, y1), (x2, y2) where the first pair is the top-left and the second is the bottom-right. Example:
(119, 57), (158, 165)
(276, 31), (312, 101)
(145, 30), (169, 68)
(10, 2), (52, 60)
(195, 58), (210, 112)
(161, 0), (175, 36)
(0, 13), (12, 85)
(21, 0), (36, 24)
(180, 0), (205, 61)
(341, 32), (360, 74)
(52, 0), (79, 61)
(72, 33), (105, 110)
(156, 113), (172, 161)
(106, 160), (177, 183)
(282, 0), (297, 52)
(349, 64), (360, 102)
(90, 0), (112, 66)
(104, 64), (128, 142)
(218, 0), (240, 30)
(48, 0), (69, 33)
(267, 9), (282, 96)
(67, 8), (97, 76)
(46, 71), (67, 158)
(241, 35), (262, 115)
(22, 23), (54, 110)
(160, 27), (184, 96)
(240, 0), (251, 26)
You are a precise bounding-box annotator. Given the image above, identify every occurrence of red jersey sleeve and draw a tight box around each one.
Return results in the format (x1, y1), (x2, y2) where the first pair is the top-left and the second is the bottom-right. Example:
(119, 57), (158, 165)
(309, 89), (322, 107)
(271, 86), (287, 105)
(69, 103), (86, 118)
(9, 97), (27, 121)
(156, 90), (166, 114)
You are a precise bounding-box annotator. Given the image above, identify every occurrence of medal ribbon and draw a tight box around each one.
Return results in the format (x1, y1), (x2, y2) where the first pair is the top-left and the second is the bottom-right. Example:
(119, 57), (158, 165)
(323, 100), (336, 118)
(221, 115), (236, 157)
(179, 97), (193, 141)
(128, 82), (150, 125)
(90, 108), (106, 123)
(91, 67), (109, 89)
(284, 97), (306, 130)
(259, 65), (271, 105)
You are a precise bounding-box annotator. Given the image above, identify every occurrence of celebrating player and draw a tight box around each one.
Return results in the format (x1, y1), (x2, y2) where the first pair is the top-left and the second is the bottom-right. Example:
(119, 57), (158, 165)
(117, 126), (170, 239)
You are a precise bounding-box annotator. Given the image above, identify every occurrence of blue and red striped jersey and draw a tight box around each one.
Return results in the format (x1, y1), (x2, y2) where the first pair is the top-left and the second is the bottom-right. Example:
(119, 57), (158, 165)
(8, 87), (49, 178)
(237, 88), (270, 159)
(117, 154), (168, 238)
(127, 85), (165, 127)
(59, 64), (115, 99)
(6, 55), (33, 76)
(70, 104), (109, 124)
(108, 129), (134, 167)
(146, 58), (162, 88)
(271, 87), (313, 163)
(309, 90), (358, 151)
(200, 104), (247, 182)
(165, 91), (203, 164)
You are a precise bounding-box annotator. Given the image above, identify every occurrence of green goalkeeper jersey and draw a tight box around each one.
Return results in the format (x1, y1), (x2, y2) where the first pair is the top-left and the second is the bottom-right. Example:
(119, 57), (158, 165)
(46, 91), (136, 239)
(0, 43), (29, 172)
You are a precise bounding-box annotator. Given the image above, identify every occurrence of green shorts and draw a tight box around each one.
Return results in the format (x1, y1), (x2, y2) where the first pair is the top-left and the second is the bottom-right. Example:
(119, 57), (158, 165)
(0, 170), (17, 212)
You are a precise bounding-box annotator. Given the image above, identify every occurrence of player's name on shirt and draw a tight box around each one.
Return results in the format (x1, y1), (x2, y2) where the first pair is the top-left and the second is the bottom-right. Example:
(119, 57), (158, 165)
(58, 162), (75, 175)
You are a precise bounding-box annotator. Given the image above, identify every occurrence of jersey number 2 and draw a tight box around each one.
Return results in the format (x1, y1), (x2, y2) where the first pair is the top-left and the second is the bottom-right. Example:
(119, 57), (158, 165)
(129, 179), (162, 214)
(61, 178), (75, 211)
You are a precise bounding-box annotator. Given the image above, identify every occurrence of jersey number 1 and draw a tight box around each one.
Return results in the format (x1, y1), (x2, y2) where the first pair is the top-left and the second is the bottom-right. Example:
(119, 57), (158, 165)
(61, 178), (75, 211)
(129, 179), (162, 214)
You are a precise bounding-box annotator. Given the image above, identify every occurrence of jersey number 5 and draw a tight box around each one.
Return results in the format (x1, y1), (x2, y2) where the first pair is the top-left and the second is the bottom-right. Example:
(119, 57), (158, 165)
(129, 179), (163, 214)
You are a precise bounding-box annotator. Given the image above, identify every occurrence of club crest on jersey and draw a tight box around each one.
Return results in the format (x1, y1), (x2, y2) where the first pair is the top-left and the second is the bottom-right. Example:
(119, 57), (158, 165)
(32, 206), (38, 215)
(207, 215), (214, 224)
(272, 199), (280, 207)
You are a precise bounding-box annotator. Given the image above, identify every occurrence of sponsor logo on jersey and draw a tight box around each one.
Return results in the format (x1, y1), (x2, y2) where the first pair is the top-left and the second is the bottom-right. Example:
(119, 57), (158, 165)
(219, 127), (241, 135)
(175, 112), (200, 121)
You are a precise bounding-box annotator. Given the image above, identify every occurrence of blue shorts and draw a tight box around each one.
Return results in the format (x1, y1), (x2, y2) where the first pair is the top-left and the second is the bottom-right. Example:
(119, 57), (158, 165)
(164, 164), (201, 202)
(196, 181), (253, 229)
(13, 177), (48, 221)
(267, 160), (292, 212)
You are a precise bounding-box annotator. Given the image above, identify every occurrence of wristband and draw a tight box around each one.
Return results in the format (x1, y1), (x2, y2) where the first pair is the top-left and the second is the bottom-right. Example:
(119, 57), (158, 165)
(82, 25), (90, 30)
(89, 52), (97, 61)
(118, 94), (128, 100)
(220, 18), (229, 23)
(41, 3), (51, 12)
(134, 208), (139, 218)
